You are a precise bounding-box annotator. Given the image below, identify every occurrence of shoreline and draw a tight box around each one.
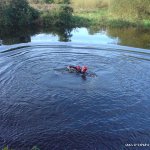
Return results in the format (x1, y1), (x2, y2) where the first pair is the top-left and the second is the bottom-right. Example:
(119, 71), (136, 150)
(72, 9), (150, 28)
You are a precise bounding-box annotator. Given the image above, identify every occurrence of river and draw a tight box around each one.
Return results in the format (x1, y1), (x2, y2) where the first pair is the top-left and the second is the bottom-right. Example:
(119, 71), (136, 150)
(0, 27), (150, 150)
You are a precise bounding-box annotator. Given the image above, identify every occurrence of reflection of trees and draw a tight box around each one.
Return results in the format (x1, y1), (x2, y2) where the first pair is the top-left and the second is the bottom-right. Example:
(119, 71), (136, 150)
(0, 27), (34, 45)
(0, 26), (73, 45)
(87, 26), (150, 49)
(43, 27), (72, 42)
(87, 26), (106, 35)
(1, 25), (149, 49)
(56, 27), (72, 42)
(107, 27), (150, 49)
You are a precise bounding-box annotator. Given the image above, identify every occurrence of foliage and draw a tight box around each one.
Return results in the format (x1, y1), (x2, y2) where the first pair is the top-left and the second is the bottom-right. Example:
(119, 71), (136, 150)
(0, 0), (39, 26)
(0, 0), (150, 28)
(40, 4), (73, 27)
(58, 5), (73, 26)
(28, 0), (73, 27)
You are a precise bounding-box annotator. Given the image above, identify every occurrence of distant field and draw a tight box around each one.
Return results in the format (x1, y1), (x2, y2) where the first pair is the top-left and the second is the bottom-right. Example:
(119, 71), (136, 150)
(71, 0), (109, 12)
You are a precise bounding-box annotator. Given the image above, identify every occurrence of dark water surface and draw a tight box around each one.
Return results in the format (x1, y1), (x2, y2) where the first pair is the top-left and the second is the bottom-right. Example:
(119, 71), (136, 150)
(0, 26), (150, 150)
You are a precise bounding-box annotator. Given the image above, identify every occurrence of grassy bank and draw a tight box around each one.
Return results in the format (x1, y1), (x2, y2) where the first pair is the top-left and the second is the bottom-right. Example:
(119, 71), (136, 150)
(0, 0), (149, 28)
(73, 9), (150, 28)
(71, 0), (150, 28)
(30, 0), (150, 28)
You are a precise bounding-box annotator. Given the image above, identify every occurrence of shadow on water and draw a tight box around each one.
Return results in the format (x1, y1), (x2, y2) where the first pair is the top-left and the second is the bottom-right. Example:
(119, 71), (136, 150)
(0, 26), (73, 45)
(0, 27), (32, 45)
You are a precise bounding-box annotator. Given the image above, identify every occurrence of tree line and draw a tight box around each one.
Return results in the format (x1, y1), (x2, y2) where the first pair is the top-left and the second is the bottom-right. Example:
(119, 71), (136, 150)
(0, 0), (149, 27)
(0, 0), (72, 27)
(0, 0), (39, 26)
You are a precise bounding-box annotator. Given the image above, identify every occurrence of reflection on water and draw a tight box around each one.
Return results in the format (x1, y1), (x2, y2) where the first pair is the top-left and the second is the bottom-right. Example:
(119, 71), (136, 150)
(107, 27), (150, 49)
(0, 26), (73, 45)
(0, 25), (150, 149)
(0, 27), (32, 45)
(87, 26), (150, 49)
(31, 28), (118, 45)
(0, 26), (150, 49)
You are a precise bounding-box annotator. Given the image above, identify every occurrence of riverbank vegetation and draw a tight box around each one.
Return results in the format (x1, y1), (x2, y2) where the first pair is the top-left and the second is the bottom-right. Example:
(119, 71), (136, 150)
(0, 0), (150, 28)
(0, 0), (39, 26)
(71, 0), (150, 28)
(0, 0), (73, 27)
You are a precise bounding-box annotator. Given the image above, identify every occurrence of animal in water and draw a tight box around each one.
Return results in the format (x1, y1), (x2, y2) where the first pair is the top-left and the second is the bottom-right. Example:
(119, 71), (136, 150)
(67, 65), (88, 74)
(55, 65), (96, 78)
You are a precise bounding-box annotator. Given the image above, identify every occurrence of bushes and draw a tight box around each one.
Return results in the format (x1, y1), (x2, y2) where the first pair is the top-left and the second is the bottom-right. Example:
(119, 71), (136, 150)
(0, 0), (73, 27)
(40, 4), (73, 27)
(40, 6), (60, 26)
(0, 0), (39, 26)
(58, 5), (73, 26)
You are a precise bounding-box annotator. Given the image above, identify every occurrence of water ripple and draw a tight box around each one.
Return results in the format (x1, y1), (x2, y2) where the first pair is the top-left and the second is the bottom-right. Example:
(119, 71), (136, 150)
(0, 43), (150, 149)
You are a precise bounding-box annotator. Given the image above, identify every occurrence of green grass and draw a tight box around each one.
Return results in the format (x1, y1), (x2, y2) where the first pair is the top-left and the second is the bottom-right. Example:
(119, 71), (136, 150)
(1, 0), (149, 29)
(73, 9), (108, 26)
(71, 0), (150, 28)
(29, 0), (150, 28)
(72, 8), (150, 28)
(71, 0), (109, 11)
(109, 0), (150, 20)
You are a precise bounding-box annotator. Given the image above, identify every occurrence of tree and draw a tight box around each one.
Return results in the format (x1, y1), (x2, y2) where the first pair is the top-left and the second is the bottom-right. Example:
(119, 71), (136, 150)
(0, 0), (39, 26)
